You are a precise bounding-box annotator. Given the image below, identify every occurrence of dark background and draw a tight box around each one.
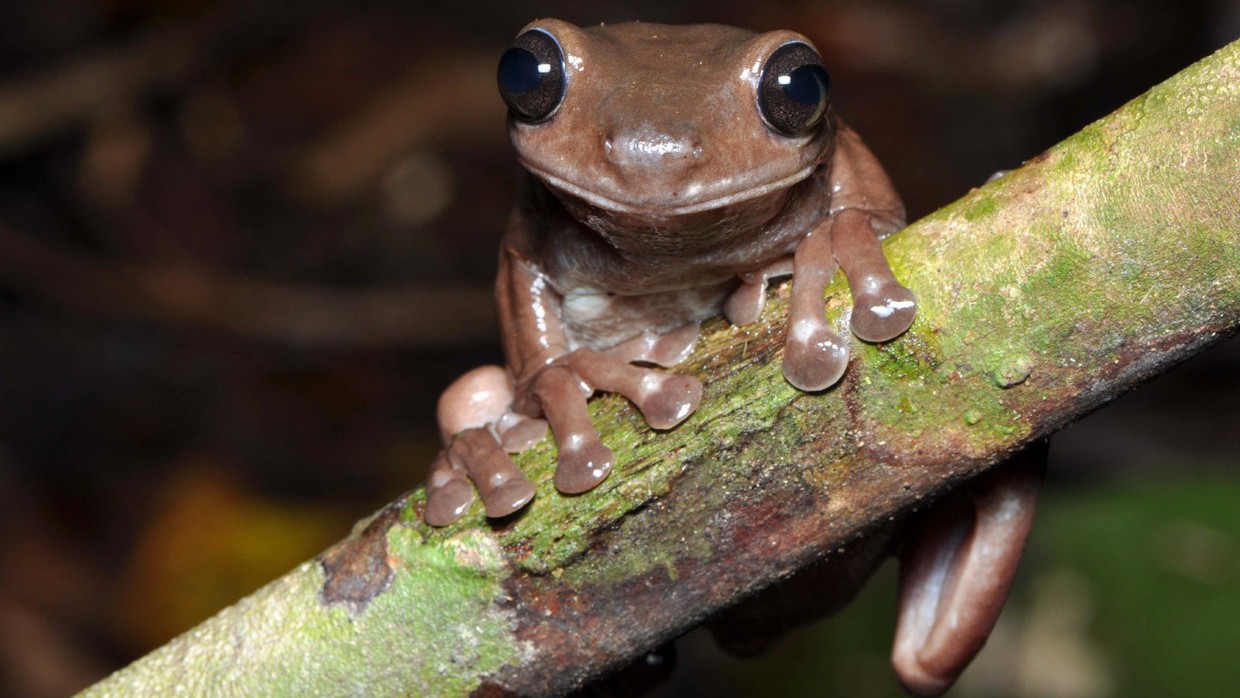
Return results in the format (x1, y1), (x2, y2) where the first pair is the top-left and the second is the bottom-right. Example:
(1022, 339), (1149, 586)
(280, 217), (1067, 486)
(0, 1), (1236, 696)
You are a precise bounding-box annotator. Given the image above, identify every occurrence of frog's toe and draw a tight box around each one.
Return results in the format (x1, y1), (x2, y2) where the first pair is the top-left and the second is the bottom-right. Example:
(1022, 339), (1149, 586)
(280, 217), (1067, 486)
(426, 458), (473, 525)
(608, 323), (700, 367)
(482, 477), (537, 518)
(554, 439), (614, 494)
(449, 426), (538, 520)
(498, 415), (549, 452)
(851, 283), (916, 342)
(783, 320), (849, 391)
(634, 373), (702, 430)
(568, 349), (701, 430)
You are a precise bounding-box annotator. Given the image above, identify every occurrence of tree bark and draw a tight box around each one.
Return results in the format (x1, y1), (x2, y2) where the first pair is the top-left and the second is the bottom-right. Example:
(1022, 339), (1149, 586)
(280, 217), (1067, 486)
(82, 39), (1239, 698)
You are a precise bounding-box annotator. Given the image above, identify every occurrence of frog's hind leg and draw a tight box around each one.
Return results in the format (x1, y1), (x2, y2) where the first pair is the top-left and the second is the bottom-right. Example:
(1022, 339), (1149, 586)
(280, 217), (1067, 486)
(831, 208), (917, 342)
(892, 448), (1044, 696)
(424, 365), (537, 526)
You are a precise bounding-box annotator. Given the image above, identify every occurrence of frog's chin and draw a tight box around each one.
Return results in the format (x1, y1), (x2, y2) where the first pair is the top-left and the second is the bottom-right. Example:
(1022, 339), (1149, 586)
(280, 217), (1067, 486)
(527, 164), (816, 218)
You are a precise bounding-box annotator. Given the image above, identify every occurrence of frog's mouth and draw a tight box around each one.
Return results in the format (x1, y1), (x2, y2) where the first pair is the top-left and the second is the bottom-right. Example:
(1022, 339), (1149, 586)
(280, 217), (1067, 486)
(525, 163), (817, 217)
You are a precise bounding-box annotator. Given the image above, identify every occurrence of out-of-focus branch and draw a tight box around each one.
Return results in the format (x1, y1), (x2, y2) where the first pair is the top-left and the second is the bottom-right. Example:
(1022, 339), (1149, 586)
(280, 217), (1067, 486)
(0, 26), (194, 156)
(0, 1), (358, 158)
(0, 226), (495, 347)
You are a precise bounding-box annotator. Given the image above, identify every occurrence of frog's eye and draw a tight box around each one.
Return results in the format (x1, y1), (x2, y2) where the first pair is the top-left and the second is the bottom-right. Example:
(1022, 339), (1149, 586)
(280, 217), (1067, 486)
(498, 29), (566, 123)
(758, 42), (831, 137)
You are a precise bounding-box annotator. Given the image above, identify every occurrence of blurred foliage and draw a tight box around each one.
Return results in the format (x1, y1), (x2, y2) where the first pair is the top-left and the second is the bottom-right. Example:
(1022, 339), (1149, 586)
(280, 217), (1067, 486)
(654, 479), (1240, 698)
(111, 462), (354, 649)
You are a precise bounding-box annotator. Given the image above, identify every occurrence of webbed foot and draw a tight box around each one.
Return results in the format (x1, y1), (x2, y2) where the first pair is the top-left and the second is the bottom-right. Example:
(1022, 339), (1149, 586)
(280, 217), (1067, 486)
(425, 365), (538, 526)
(425, 321), (705, 523)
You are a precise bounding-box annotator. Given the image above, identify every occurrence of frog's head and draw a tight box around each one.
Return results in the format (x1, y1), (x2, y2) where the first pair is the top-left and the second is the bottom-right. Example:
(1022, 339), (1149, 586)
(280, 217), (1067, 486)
(498, 19), (837, 254)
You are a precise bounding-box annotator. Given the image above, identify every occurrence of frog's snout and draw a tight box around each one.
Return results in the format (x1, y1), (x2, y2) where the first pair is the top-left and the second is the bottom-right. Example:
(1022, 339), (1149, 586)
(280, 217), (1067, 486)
(603, 124), (704, 171)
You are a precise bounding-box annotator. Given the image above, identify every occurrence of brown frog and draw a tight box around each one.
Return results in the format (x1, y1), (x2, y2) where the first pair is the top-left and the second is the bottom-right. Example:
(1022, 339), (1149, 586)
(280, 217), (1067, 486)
(421, 19), (1039, 696)
(426, 19), (915, 524)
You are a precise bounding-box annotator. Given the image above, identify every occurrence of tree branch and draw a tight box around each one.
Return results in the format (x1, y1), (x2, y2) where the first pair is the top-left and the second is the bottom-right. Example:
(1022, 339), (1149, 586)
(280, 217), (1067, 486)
(82, 39), (1239, 697)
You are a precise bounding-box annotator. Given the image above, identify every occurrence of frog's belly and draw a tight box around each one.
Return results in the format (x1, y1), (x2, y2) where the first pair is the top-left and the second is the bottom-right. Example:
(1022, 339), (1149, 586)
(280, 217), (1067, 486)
(561, 281), (735, 351)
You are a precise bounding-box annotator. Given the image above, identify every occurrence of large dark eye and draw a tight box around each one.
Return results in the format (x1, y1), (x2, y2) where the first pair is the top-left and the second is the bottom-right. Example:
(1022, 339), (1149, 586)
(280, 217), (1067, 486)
(758, 42), (831, 137)
(497, 29), (566, 123)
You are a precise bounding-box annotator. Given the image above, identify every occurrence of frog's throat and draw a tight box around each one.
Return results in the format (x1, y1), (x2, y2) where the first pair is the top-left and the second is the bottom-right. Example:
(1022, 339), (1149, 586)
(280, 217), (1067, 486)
(524, 164), (817, 217)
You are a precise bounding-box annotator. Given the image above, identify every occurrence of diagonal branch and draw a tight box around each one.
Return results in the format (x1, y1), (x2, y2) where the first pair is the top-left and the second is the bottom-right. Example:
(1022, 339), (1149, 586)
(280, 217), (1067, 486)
(82, 39), (1239, 697)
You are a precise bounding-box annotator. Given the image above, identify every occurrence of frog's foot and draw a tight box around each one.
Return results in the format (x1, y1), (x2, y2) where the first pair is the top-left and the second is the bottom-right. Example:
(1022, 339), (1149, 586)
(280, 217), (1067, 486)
(830, 208), (917, 343)
(892, 455), (1043, 697)
(605, 322), (700, 367)
(531, 348), (703, 494)
(851, 280), (916, 343)
(425, 364), (539, 526)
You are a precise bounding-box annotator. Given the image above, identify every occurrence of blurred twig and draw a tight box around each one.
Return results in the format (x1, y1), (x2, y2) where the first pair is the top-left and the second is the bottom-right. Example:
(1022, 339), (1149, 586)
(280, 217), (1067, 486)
(0, 0), (347, 157)
(0, 25), (194, 157)
(289, 54), (503, 207)
(0, 225), (495, 347)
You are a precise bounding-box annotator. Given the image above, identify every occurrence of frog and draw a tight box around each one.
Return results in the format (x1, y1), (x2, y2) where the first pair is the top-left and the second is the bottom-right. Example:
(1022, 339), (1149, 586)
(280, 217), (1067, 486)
(420, 19), (1039, 696)
(425, 19), (916, 526)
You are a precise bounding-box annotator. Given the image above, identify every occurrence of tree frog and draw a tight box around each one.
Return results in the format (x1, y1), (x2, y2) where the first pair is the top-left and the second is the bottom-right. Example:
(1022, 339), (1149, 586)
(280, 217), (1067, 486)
(420, 20), (1038, 696)
(425, 19), (915, 526)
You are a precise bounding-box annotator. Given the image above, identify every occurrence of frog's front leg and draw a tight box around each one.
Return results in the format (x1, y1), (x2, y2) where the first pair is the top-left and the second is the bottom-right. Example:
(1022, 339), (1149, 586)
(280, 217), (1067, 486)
(517, 345), (702, 494)
(780, 209), (915, 389)
(425, 242), (703, 525)
(783, 206), (915, 390)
